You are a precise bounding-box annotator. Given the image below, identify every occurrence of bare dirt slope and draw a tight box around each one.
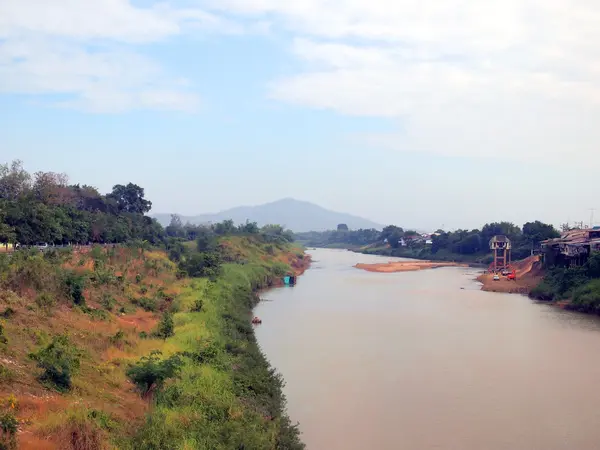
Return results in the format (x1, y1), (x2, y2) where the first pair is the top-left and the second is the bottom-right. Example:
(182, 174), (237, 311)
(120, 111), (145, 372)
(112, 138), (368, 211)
(477, 255), (543, 294)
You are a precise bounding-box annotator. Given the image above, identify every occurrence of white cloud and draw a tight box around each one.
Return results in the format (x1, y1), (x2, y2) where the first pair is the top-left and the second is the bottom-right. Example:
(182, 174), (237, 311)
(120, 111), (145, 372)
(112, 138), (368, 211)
(0, 0), (238, 112)
(206, 0), (600, 165)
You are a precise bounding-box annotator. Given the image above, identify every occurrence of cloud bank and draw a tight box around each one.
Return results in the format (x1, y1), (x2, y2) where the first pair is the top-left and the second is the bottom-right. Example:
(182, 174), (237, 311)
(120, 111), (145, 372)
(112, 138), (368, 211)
(0, 0), (241, 112)
(210, 0), (600, 164)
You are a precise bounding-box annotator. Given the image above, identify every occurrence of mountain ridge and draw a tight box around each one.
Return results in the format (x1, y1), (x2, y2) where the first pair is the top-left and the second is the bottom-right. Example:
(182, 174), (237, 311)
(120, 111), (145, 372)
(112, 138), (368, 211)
(152, 198), (383, 232)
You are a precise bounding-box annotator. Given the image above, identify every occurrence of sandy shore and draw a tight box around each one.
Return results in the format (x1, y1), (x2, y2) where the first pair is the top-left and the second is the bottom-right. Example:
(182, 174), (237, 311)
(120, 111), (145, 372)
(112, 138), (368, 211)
(355, 260), (468, 273)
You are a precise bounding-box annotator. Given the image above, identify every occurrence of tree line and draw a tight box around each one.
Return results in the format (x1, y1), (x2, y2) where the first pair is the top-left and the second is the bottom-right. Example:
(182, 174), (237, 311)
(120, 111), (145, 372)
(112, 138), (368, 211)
(0, 160), (162, 246)
(0, 160), (295, 249)
(295, 220), (560, 263)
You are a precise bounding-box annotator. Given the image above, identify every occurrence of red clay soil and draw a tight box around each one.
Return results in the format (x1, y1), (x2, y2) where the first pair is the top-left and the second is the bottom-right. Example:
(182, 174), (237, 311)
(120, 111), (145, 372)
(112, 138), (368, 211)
(477, 255), (543, 294)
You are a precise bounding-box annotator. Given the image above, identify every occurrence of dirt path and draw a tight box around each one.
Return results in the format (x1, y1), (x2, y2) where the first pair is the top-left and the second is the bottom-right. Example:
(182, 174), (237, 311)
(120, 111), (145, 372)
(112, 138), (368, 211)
(355, 260), (468, 273)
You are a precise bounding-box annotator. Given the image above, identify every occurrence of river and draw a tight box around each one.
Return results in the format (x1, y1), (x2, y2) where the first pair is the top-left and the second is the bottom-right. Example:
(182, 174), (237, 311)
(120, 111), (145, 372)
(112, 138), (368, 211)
(255, 248), (600, 450)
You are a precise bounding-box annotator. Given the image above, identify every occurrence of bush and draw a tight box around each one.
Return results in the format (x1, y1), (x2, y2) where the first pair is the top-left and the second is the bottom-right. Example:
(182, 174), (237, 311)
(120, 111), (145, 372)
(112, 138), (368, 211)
(153, 312), (174, 340)
(529, 281), (555, 301)
(569, 279), (600, 314)
(179, 252), (222, 279)
(0, 411), (17, 450)
(191, 297), (203, 312)
(35, 292), (56, 310)
(29, 335), (81, 391)
(134, 297), (157, 312)
(63, 271), (86, 306)
(0, 309), (13, 320)
(126, 351), (182, 397)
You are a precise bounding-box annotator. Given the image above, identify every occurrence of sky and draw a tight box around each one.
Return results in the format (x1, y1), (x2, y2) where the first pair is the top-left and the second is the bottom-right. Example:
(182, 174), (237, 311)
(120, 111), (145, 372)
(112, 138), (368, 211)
(2, 0), (600, 231)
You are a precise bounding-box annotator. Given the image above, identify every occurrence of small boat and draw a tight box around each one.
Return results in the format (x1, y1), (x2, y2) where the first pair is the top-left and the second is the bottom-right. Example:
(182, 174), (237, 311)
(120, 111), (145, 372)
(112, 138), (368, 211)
(251, 316), (262, 324)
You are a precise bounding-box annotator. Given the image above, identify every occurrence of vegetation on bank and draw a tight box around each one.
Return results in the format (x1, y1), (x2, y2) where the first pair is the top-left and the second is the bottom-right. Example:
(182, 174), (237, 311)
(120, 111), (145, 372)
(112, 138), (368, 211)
(530, 253), (600, 314)
(124, 234), (306, 450)
(296, 221), (560, 264)
(0, 233), (306, 449)
(0, 160), (306, 449)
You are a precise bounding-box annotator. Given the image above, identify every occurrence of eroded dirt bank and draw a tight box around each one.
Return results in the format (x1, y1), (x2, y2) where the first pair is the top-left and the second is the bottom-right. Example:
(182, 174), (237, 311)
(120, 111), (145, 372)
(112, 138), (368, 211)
(476, 255), (543, 294)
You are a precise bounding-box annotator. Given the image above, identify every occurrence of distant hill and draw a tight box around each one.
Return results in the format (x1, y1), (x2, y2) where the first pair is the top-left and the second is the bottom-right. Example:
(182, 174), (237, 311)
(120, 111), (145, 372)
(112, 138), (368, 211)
(152, 198), (383, 232)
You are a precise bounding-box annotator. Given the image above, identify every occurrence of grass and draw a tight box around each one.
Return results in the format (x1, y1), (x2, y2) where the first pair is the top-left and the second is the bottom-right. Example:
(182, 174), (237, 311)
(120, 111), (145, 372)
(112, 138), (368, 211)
(0, 238), (308, 449)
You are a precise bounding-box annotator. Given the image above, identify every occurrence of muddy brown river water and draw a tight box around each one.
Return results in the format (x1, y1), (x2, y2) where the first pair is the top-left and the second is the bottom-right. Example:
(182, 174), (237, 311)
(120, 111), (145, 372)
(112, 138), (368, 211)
(254, 249), (600, 450)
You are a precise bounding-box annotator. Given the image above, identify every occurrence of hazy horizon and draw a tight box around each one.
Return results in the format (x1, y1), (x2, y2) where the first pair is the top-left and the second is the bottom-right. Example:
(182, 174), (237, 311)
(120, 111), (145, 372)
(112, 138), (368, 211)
(3, 1), (600, 231)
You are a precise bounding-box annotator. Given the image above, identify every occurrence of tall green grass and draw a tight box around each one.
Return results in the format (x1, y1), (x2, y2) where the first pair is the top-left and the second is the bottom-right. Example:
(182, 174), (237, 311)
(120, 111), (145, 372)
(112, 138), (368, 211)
(123, 256), (304, 449)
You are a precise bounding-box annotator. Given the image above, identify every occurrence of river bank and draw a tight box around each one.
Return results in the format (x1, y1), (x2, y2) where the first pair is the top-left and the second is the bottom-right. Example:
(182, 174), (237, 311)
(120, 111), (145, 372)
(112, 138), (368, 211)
(0, 236), (308, 449)
(475, 255), (543, 294)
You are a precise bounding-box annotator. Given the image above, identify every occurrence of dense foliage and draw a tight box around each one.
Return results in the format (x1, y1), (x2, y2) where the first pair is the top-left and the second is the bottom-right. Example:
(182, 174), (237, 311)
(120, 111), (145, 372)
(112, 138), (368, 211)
(530, 253), (600, 314)
(0, 160), (163, 245)
(126, 235), (306, 450)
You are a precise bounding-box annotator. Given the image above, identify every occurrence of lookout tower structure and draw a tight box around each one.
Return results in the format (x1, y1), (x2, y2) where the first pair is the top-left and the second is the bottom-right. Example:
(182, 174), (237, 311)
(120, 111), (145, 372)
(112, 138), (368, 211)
(489, 235), (512, 272)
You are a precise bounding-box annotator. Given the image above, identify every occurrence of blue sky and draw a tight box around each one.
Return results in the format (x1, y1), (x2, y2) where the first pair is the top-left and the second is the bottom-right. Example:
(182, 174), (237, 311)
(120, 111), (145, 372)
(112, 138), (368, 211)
(2, 0), (600, 230)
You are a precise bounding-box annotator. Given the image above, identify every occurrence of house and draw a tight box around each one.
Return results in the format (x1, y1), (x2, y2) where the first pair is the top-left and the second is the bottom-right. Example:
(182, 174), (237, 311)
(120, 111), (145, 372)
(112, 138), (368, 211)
(541, 228), (600, 264)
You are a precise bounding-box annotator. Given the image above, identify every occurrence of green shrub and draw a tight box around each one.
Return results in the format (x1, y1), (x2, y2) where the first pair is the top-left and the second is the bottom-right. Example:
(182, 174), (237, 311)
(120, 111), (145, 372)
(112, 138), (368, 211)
(35, 292), (56, 310)
(134, 297), (157, 312)
(179, 252), (222, 279)
(29, 335), (81, 392)
(529, 281), (555, 301)
(126, 351), (182, 397)
(153, 312), (174, 340)
(569, 279), (600, 314)
(271, 262), (289, 277)
(191, 297), (203, 312)
(63, 271), (86, 306)
(0, 411), (17, 450)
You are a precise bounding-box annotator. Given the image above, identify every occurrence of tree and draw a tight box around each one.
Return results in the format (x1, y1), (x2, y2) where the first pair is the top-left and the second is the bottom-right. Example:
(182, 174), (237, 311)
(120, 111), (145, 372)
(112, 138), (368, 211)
(166, 214), (185, 238)
(381, 225), (404, 244)
(337, 224), (349, 231)
(214, 219), (235, 235)
(196, 228), (217, 252)
(457, 233), (482, 254)
(180, 252), (222, 279)
(29, 335), (81, 392)
(523, 221), (560, 246)
(0, 160), (31, 200)
(154, 312), (174, 340)
(238, 220), (260, 234)
(126, 351), (182, 398)
(106, 183), (152, 214)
